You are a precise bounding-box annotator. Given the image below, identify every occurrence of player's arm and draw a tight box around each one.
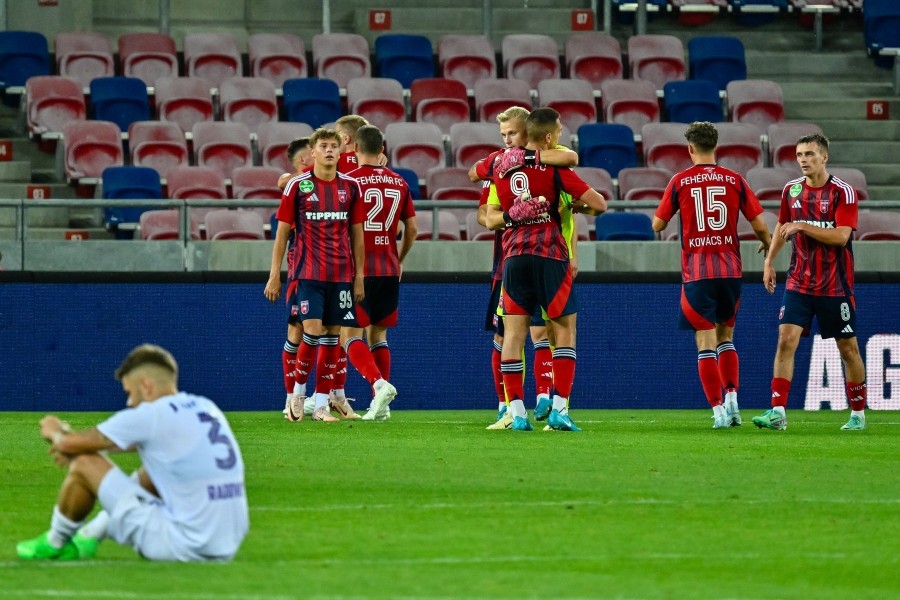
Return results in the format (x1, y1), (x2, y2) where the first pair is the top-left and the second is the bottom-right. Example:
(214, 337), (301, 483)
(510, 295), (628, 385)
(40, 416), (118, 466)
(569, 228), (579, 278)
(541, 147), (578, 167)
(572, 188), (607, 216)
(779, 221), (852, 247)
(748, 213), (773, 255)
(763, 222), (788, 294)
(398, 216), (416, 266)
(652, 180), (678, 233)
(652, 216), (668, 233)
(469, 152), (498, 182)
(265, 221), (291, 303)
(278, 173), (293, 190)
(350, 222), (365, 303)
(484, 204), (506, 231)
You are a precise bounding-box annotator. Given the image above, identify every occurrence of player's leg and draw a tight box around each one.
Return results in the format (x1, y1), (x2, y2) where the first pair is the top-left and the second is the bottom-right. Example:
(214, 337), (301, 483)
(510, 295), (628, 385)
(311, 323), (342, 422)
(281, 279), (303, 418)
(530, 322), (553, 421)
(486, 280), (507, 421)
(500, 256), (536, 431)
(714, 279), (741, 426)
(819, 295), (867, 430)
(300, 281), (338, 422)
(678, 281), (729, 426)
(539, 257), (580, 431)
(17, 454), (115, 560)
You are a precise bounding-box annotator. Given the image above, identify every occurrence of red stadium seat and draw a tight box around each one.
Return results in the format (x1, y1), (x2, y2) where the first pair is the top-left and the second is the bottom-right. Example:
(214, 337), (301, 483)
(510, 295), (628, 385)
(618, 167), (673, 201)
(600, 79), (660, 136)
(219, 77), (279, 135)
(726, 79), (785, 130)
(62, 119), (123, 183)
(574, 167), (616, 201)
(641, 123), (690, 175)
(139, 209), (201, 240)
(191, 122), (252, 181)
(128, 121), (189, 181)
(715, 123), (763, 177)
(312, 33), (371, 89)
(737, 210), (778, 240)
(118, 33), (178, 87)
(537, 79), (597, 133)
(465, 211), (494, 241)
(347, 77), (407, 133)
(501, 34), (560, 89)
(856, 209), (900, 241)
(415, 210), (462, 240)
(25, 76), (86, 138)
(205, 209), (266, 240)
(473, 78), (532, 123)
(184, 32), (242, 88)
(438, 34), (496, 91)
(166, 165), (228, 223)
(450, 122), (503, 169)
(232, 165), (283, 222)
(426, 167), (482, 200)
(248, 33), (307, 89)
(565, 32), (623, 90)
(410, 78), (471, 135)
(55, 32), (114, 90)
(385, 122), (446, 180)
(829, 167), (869, 202)
(257, 122), (315, 173)
(745, 167), (801, 201)
(627, 35), (686, 91)
(767, 122), (824, 171)
(155, 76), (214, 134)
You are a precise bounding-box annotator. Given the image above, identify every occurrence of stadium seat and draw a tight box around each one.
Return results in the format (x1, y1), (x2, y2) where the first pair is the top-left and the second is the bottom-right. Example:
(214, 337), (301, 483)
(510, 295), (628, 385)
(139, 209), (201, 240)
(565, 32), (623, 90)
(473, 78), (532, 123)
(618, 167), (673, 201)
(737, 210), (778, 240)
(205, 209), (266, 240)
(627, 35), (686, 91)
(715, 123), (764, 177)
(687, 36), (746, 90)
(594, 212), (656, 241)
(282, 78), (342, 128)
(0, 31), (51, 94)
(501, 34), (561, 90)
(184, 32), (242, 88)
(347, 77), (407, 132)
(670, 0), (727, 27)
(537, 79), (597, 133)
(599, 79), (660, 137)
(154, 76), (214, 134)
(191, 122), (252, 182)
(426, 167), (482, 200)
(166, 165), (228, 223)
(864, 0), (900, 59)
(248, 33), (307, 89)
(437, 34), (496, 90)
(385, 122), (446, 179)
(410, 78), (470, 135)
(830, 167), (869, 202)
(312, 33), (371, 89)
(746, 166), (800, 201)
(62, 120), (123, 182)
(101, 165), (163, 231)
(574, 212), (592, 241)
(767, 122), (824, 170)
(450, 122), (503, 169)
(730, 0), (788, 26)
(257, 122), (315, 173)
(25, 76), (86, 138)
(392, 167), (423, 199)
(856, 209), (900, 240)
(415, 210), (462, 240)
(219, 77), (279, 135)
(128, 121), (189, 181)
(663, 80), (723, 123)
(573, 167), (616, 201)
(642, 123), (691, 174)
(55, 32), (115, 90)
(89, 76), (151, 132)
(465, 210), (494, 241)
(118, 33), (179, 87)
(232, 165), (283, 221)
(576, 123), (637, 177)
(374, 34), (435, 89)
(726, 79), (784, 130)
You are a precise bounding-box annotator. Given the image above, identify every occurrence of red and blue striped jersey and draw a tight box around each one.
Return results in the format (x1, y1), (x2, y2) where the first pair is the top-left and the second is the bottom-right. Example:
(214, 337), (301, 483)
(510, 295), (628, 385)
(779, 174), (857, 296)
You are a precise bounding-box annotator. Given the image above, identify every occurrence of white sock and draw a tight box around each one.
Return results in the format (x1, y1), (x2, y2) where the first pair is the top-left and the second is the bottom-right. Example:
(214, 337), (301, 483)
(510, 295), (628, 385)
(510, 399), (527, 418)
(498, 402), (506, 413)
(552, 395), (567, 412)
(773, 406), (786, 416)
(49, 506), (82, 548)
(332, 388), (346, 398)
(313, 392), (329, 410)
(851, 410), (865, 418)
(536, 393), (549, 407)
(724, 391), (737, 405)
(293, 381), (306, 396)
(78, 510), (110, 540)
(713, 404), (726, 418)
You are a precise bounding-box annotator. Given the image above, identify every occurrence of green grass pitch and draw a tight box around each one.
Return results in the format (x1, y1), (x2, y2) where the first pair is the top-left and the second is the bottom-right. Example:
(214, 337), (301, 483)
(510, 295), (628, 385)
(1, 410), (898, 600)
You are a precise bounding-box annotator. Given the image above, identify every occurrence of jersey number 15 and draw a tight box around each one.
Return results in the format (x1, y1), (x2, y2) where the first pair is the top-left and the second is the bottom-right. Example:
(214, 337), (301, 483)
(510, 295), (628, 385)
(691, 186), (727, 232)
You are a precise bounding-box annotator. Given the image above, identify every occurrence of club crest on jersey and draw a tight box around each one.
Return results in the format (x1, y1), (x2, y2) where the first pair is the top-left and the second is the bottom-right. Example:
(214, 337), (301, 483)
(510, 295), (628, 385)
(338, 190), (347, 204)
(291, 304), (299, 317)
(819, 197), (829, 212)
(789, 183), (802, 197)
(299, 180), (314, 193)
(300, 300), (309, 315)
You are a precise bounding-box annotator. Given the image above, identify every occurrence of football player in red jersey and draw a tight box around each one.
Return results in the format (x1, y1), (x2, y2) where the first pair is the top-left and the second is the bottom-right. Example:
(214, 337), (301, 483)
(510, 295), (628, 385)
(755, 133), (867, 431)
(485, 108), (606, 431)
(652, 122), (772, 429)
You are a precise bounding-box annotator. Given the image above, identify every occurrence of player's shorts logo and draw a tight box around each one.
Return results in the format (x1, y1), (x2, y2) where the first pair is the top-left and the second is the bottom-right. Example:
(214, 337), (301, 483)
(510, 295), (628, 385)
(779, 305), (785, 319)
(299, 180), (314, 193)
(789, 183), (802, 197)
(291, 304), (299, 317)
(300, 300), (309, 315)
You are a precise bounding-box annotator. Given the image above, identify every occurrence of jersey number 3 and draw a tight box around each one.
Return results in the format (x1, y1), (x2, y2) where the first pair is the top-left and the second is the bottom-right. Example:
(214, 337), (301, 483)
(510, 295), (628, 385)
(198, 412), (237, 470)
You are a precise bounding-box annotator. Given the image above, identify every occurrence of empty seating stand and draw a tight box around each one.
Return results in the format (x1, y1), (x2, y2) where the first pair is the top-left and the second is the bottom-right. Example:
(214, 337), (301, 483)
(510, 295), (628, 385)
(474, 78), (532, 123)
(205, 209), (266, 240)
(501, 34), (561, 90)
(627, 35), (685, 91)
(576, 123), (637, 177)
(101, 165), (163, 233)
(89, 76), (151, 132)
(450, 122), (503, 169)
(248, 33), (307, 89)
(219, 77), (279, 135)
(374, 34), (435, 89)
(600, 79), (660, 137)
(312, 33), (371, 89)
(165, 165), (228, 223)
(664, 80), (723, 123)
(282, 78), (342, 128)
(767, 122), (824, 171)
(386, 122), (446, 179)
(594, 212), (656, 241)
(25, 76), (86, 139)
(154, 76), (215, 134)
(55, 32), (115, 91)
(746, 166), (800, 201)
(139, 209), (201, 241)
(410, 78), (470, 136)
(128, 121), (189, 181)
(618, 167), (673, 201)
(642, 122), (691, 174)
(537, 79), (597, 133)
(184, 32), (242, 88)
(118, 33), (179, 88)
(347, 77), (407, 133)
(687, 36), (746, 90)
(438, 34), (496, 91)
(257, 122), (315, 173)
(726, 79), (784, 130)
(62, 119), (124, 183)
(191, 121), (252, 182)
(565, 32), (623, 91)
(426, 167), (482, 200)
(0, 31), (51, 98)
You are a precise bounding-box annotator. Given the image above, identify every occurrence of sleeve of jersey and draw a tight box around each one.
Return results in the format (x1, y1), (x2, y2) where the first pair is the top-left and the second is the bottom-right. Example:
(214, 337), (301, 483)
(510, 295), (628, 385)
(834, 186), (858, 229)
(739, 178), (765, 220)
(400, 189), (416, 219)
(558, 168), (592, 200)
(349, 184), (366, 225)
(96, 405), (151, 451)
(778, 187), (792, 224)
(275, 185), (295, 225)
(655, 180), (679, 221)
(474, 151), (499, 181)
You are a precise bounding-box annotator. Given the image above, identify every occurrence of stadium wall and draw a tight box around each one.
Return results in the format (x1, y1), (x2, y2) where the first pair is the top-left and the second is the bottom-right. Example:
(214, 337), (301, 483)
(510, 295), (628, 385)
(2, 274), (898, 413)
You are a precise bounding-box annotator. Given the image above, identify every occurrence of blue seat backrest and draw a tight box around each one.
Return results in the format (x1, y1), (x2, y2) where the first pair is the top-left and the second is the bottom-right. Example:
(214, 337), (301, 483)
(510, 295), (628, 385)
(576, 123), (637, 177)
(392, 167), (422, 199)
(0, 31), (50, 89)
(664, 80), (723, 123)
(282, 78), (342, 128)
(595, 212), (655, 241)
(688, 36), (746, 90)
(90, 77), (151, 131)
(102, 166), (163, 228)
(375, 34), (435, 88)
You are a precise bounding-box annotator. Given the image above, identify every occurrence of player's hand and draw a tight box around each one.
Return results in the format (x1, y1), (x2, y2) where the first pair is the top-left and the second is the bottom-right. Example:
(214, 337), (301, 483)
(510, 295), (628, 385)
(39, 415), (67, 443)
(507, 194), (550, 223)
(496, 147), (525, 178)
(763, 263), (776, 295)
(779, 222), (803, 240)
(264, 276), (282, 303)
(377, 153), (388, 167)
(353, 275), (365, 304)
(757, 240), (770, 256)
(570, 258), (579, 279)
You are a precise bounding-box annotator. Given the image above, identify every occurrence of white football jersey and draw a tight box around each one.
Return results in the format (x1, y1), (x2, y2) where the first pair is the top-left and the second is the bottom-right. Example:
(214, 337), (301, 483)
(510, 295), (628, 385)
(98, 392), (249, 558)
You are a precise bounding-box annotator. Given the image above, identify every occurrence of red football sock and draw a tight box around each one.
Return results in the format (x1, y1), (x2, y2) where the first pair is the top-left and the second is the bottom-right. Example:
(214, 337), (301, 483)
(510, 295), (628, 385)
(491, 341), (505, 403)
(771, 377), (791, 408)
(698, 350), (722, 407)
(333, 346), (348, 391)
(716, 341), (739, 393)
(282, 340), (298, 393)
(346, 337), (381, 385)
(846, 381), (867, 411)
(552, 347), (576, 399)
(295, 334), (319, 386)
(501, 359), (525, 402)
(370, 341), (391, 381)
(314, 335), (340, 395)
(533, 339), (553, 397)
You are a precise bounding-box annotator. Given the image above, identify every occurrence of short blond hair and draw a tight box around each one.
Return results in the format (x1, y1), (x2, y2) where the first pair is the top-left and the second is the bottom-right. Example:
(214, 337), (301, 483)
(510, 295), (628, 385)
(115, 344), (178, 381)
(335, 114), (369, 142)
(496, 106), (530, 124)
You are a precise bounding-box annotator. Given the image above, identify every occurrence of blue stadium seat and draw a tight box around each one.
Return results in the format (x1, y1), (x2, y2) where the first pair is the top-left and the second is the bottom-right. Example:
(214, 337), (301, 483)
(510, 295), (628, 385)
(688, 36), (746, 90)
(282, 78), (342, 128)
(374, 34), (435, 89)
(663, 80), (723, 123)
(576, 124), (637, 178)
(864, 0), (900, 67)
(89, 77), (151, 132)
(594, 212), (655, 241)
(729, 0), (788, 26)
(393, 167), (422, 199)
(101, 166), (163, 234)
(0, 31), (50, 99)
